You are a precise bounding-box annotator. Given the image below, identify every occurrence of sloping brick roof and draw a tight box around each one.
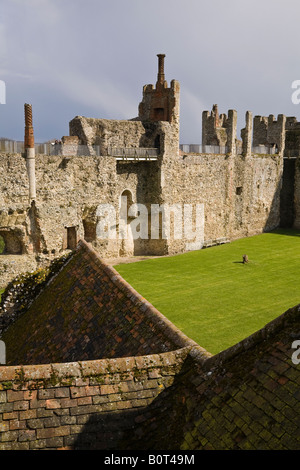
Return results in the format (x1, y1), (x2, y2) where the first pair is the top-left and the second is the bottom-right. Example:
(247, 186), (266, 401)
(183, 305), (300, 449)
(118, 305), (300, 450)
(2, 239), (200, 366)
(1, 239), (300, 449)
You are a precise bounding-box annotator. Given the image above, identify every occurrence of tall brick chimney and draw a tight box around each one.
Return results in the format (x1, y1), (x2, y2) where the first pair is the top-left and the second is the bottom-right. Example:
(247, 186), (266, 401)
(24, 103), (36, 201)
(156, 54), (166, 87)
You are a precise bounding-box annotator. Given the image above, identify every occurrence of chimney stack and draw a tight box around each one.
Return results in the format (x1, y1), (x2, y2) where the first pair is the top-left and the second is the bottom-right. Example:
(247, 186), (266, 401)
(156, 54), (166, 86)
(24, 103), (36, 201)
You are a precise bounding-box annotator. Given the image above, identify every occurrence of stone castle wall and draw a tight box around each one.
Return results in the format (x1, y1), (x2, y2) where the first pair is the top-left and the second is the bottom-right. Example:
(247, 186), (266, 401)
(0, 54), (299, 288)
(0, 145), (285, 287)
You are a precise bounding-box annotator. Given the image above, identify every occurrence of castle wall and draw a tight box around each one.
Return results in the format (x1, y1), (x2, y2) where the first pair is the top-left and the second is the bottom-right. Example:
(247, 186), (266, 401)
(280, 158), (296, 227)
(69, 117), (164, 155)
(0, 152), (161, 267)
(0, 145), (284, 286)
(159, 151), (283, 253)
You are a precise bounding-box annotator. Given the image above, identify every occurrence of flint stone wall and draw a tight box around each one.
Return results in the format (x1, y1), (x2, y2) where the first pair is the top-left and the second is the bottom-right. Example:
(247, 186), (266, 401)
(0, 146), (286, 285)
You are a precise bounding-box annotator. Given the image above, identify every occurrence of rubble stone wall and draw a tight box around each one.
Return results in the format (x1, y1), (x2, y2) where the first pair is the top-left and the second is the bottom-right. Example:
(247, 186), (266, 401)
(0, 146), (285, 286)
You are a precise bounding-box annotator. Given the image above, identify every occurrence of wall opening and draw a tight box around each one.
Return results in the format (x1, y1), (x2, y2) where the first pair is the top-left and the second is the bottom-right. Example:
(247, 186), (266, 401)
(0, 229), (24, 254)
(153, 108), (165, 120)
(83, 220), (96, 243)
(0, 235), (4, 254)
(67, 226), (77, 250)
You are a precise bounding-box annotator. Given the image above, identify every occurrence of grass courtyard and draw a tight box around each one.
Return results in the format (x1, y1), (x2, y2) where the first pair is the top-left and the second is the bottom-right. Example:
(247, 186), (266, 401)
(114, 228), (300, 355)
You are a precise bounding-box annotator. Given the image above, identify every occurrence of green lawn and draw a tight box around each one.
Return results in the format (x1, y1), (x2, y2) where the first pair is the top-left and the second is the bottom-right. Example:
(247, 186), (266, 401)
(114, 229), (300, 355)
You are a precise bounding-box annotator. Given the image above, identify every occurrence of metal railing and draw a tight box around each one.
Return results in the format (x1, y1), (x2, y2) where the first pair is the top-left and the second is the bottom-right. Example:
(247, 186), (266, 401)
(180, 144), (228, 154)
(49, 143), (101, 156)
(252, 145), (279, 155)
(0, 140), (24, 153)
(180, 143), (281, 156)
(0, 140), (158, 159)
(284, 149), (300, 158)
(107, 147), (158, 160)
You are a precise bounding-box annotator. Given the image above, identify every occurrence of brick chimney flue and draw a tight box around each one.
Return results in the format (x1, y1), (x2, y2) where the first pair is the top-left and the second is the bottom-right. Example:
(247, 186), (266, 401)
(157, 54), (166, 86)
(24, 103), (34, 149)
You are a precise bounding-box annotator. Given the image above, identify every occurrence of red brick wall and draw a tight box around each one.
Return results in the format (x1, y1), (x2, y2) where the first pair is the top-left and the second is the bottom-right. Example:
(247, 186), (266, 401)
(0, 348), (189, 450)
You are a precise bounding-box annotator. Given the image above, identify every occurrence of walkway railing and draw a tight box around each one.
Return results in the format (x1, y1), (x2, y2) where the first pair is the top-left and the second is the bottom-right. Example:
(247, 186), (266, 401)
(0, 140), (158, 160)
(180, 144), (228, 154)
(252, 145), (279, 155)
(180, 143), (280, 155)
(284, 149), (300, 158)
(107, 147), (158, 160)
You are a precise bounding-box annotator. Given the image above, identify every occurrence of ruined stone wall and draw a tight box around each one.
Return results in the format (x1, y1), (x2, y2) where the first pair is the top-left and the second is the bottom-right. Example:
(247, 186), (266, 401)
(0, 145), (284, 284)
(202, 105), (230, 147)
(69, 117), (163, 155)
(253, 115), (286, 152)
(0, 152), (161, 273)
(159, 151), (283, 253)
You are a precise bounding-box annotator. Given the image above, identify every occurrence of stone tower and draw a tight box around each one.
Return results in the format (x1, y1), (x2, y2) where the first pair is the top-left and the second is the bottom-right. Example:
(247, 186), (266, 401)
(138, 54), (180, 125)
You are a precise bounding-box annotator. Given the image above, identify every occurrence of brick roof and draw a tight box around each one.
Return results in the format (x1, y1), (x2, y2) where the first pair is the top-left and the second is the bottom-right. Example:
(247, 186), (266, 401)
(2, 239), (200, 366)
(1, 239), (300, 449)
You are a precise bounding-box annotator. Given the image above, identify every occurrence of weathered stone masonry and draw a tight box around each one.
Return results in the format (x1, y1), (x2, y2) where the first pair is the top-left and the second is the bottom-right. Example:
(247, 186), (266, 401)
(1, 54), (300, 449)
(0, 54), (299, 286)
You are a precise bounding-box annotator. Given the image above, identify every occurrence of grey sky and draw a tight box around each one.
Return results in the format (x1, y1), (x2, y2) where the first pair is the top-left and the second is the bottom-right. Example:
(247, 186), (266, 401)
(1, 0), (300, 143)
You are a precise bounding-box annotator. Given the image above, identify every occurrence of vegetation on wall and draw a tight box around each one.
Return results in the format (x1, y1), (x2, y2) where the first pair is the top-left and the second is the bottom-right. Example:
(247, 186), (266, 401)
(0, 251), (73, 336)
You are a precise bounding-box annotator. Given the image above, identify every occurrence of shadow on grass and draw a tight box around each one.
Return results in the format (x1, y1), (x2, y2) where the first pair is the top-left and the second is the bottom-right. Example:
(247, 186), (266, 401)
(268, 228), (300, 238)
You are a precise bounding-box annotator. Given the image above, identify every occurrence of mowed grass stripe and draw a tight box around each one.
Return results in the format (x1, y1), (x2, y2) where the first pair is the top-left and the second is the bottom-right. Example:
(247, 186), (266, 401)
(114, 229), (300, 355)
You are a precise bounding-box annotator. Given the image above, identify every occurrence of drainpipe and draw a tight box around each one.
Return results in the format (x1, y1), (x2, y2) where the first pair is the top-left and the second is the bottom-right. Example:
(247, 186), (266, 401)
(24, 103), (36, 201)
